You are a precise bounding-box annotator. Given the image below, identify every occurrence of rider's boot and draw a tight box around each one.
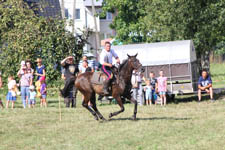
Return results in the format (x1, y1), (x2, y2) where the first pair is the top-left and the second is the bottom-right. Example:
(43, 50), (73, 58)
(103, 79), (110, 95)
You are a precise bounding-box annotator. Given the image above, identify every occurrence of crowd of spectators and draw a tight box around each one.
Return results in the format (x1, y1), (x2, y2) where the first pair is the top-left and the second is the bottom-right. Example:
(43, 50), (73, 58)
(0, 58), (46, 109)
(131, 69), (215, 106)
(0, 56), (215, 109)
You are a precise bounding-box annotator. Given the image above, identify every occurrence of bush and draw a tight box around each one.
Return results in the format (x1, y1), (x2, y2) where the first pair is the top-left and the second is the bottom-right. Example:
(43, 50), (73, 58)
(0, 0), (90, 85)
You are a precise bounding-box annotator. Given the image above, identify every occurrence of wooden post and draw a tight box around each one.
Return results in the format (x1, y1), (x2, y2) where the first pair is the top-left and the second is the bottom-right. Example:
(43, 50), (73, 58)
(58, 94), (62, 121)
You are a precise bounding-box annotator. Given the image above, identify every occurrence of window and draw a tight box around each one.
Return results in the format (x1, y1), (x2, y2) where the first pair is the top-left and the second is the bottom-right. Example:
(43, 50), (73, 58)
(106, 12), (112, 20)
(100, 12), (112, 20)
(76, 9), (80, 19)
(65, 9), (69, 19)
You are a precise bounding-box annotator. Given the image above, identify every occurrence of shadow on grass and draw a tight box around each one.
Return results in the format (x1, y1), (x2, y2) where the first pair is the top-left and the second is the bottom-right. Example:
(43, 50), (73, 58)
(172, 91), (225, 104)
(108, 117), (191, 122)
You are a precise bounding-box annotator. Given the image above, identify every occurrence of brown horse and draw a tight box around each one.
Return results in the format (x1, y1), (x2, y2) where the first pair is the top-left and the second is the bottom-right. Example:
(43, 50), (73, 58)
(75, 54), (142, 120)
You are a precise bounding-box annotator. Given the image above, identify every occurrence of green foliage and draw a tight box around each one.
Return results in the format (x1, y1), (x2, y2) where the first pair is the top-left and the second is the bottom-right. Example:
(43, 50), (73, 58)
(143, 0), (225, 54)
(102, 0), (225, 69)
(0, 0), (90, 85)
(102, 0), (146, 44)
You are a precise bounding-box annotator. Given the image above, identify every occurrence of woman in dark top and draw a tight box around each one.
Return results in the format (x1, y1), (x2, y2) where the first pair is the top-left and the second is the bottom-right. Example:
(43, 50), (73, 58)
(35, 58), (46, 81)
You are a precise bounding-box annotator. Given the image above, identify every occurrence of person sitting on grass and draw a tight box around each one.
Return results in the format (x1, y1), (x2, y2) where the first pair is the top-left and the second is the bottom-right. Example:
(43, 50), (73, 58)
(198, 70), (214, 102)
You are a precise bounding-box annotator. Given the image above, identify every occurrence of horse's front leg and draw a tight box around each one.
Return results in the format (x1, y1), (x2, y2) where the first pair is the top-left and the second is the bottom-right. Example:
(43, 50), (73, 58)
(128, 96), (138, 120)
(82, 94), (99, 121)
(109, 96), (124, 118)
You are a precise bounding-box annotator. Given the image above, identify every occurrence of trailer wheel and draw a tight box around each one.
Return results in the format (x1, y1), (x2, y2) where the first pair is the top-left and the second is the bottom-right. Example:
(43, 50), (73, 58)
(166, 93), (175, 102)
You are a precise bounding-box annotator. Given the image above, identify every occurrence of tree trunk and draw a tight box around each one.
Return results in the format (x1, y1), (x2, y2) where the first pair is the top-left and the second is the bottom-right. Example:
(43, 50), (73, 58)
(201, 50), (210, 73)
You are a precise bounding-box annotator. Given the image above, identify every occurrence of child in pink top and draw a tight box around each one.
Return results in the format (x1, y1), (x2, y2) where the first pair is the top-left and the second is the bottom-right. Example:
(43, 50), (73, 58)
(157, 70), (167, 106)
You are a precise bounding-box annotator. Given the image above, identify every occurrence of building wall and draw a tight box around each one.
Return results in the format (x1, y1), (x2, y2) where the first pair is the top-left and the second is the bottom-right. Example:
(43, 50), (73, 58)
(62, 0), (100, 34)
(61, 0), (115, 50)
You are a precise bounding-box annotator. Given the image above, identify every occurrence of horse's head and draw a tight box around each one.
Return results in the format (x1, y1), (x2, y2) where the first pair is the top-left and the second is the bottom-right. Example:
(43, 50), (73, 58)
(127, 53), (142, 70)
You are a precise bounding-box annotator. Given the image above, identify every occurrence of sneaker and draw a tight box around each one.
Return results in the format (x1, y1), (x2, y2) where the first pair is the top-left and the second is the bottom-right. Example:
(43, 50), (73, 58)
(211, 99), (215, 102)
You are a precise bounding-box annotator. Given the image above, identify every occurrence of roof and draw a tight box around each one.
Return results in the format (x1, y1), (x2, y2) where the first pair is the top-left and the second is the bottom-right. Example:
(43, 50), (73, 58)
(111, 40), (196, 66)
(24, 0), (61, 18)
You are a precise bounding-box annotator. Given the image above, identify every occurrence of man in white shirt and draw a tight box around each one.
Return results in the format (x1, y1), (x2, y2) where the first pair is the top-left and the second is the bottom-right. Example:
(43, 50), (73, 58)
(131, 69), (144, 105)
(100, 41), (120, 94)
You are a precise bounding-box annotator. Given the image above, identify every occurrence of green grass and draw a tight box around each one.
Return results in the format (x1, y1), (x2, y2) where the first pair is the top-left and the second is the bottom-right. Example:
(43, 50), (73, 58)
(211, 63), (225, 88)
(1, 94), (225, 150)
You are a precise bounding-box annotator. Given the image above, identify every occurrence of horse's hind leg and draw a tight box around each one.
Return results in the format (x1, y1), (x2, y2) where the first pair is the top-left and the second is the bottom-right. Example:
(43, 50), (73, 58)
(90, 93), (106, 120)
(82, 94), (99, 120)
(109, 96), (124, 118)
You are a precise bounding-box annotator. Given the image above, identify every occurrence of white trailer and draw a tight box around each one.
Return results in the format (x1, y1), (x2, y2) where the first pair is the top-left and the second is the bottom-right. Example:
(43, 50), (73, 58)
(112, 40), (199, 95)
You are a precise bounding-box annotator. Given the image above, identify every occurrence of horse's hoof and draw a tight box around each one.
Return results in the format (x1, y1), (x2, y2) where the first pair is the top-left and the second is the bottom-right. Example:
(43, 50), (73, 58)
(101, 117), (106, 121)
(109, 113), (113, 118)
(94, 116), (99, 121)
(131, 115), (137, 120)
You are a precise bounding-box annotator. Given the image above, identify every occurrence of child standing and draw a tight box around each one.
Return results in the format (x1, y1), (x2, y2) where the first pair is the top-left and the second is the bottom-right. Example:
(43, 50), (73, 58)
(40, 76), (47, 107)
(157, 70), (167, 106)
(6, 76), (17, 109)
(29, 85), (36, 108)
(144, 80), (152, 106)
(147, 72), (158, 104)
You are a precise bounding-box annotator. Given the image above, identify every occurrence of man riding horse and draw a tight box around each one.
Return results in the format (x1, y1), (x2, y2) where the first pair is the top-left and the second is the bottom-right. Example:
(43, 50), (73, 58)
(60, 41), (142, 120)
(100, 41), (120, 95)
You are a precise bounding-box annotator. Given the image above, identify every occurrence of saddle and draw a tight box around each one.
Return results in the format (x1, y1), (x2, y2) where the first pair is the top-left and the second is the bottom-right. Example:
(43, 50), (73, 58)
(91, 71), (113, 85)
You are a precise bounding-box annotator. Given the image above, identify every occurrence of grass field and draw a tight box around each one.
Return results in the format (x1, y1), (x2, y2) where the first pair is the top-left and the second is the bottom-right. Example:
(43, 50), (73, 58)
(1, 95), (225, 150)
(1, 63), (225, 150)
(211, 63), (225, 88)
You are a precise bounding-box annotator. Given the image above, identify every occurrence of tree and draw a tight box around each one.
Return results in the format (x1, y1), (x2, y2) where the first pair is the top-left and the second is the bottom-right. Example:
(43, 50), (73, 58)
(0, 0), (90, 85)
(143, 0), (225, 71)
(102, 0), (225, 71)
(102, 0), (146, 44)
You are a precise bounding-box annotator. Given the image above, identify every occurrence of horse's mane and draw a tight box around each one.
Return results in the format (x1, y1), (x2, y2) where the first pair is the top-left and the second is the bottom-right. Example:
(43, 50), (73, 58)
(119, 59), (128, 72)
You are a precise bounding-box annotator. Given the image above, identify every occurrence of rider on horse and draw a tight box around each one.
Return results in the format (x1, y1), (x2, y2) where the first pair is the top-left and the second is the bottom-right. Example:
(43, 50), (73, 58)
(100, 41), (120, 95)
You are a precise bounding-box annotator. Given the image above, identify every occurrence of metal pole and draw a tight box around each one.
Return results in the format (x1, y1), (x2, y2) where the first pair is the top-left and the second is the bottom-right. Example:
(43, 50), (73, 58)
(60, 0), (65, 19)
(169, 64), (173, 93)
(72, 0), (76, 35)
(91, 0), (100, 59)
(189, 62), (194, 92)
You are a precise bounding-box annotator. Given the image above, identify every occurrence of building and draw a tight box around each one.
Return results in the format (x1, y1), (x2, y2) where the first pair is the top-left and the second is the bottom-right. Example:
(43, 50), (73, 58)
(24, 0), (61, 18)
(61, 0), (116, 51)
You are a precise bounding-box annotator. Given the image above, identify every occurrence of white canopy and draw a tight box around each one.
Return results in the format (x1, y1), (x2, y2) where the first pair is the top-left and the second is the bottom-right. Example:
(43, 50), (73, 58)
(111, 40), (196, 66)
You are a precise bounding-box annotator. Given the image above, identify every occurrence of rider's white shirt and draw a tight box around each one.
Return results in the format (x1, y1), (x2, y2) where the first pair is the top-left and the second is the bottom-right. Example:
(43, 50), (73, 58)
(100, 49), (118, 65)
